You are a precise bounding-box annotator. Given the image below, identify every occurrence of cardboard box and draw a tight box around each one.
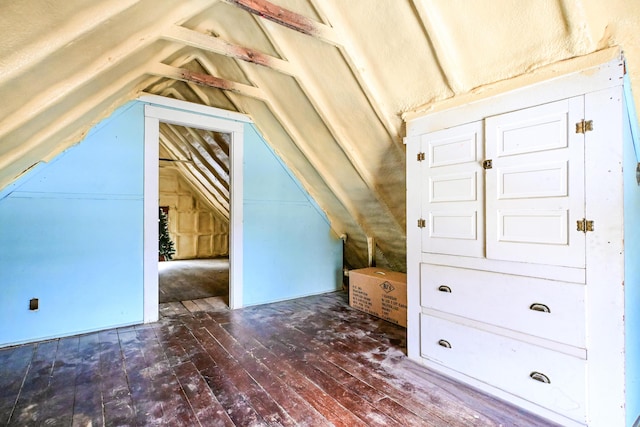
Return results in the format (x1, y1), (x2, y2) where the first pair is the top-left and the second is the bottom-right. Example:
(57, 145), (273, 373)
(348, 267), (407, 327)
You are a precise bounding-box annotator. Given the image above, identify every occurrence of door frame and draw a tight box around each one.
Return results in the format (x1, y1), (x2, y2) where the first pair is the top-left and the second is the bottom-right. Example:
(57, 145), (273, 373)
(141, 95), (248, 322)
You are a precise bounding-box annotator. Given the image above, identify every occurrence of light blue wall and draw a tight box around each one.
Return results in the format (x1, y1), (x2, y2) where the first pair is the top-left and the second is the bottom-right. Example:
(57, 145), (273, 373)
(242, 124), (342, 306)
(0, 100), (342, 347)
(0, 102), (145, 346)
(623, 87), (640, 427)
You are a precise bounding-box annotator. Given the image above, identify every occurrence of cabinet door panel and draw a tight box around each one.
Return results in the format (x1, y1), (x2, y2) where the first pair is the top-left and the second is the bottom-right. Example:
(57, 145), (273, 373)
(498, 209), (568, 245)
(420, 121), (484, 257)
(485, 98), (585, 267)
(498, 161), (568, 199)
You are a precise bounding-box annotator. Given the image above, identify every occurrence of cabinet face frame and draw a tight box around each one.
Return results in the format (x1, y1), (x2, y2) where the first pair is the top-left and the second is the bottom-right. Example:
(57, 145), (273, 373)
(405, 56), (631, 427)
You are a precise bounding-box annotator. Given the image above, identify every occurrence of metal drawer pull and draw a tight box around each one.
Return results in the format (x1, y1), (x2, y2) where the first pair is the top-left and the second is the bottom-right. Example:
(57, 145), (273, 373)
(438, 285), (452, 293)
(529, 303), (551, 313)
(530, 371), (551, 384)
(438, 339), (451, 348)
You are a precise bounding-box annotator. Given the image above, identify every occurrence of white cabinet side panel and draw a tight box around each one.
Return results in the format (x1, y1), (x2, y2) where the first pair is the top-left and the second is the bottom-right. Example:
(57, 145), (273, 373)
(405, 135), (423, 361)
(584, 86), (626, 427)
(623, 88), (640, 427)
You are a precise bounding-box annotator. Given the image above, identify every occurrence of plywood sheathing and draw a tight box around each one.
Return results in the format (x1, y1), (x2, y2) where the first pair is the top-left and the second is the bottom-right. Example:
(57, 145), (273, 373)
(1, 0), (639, 272)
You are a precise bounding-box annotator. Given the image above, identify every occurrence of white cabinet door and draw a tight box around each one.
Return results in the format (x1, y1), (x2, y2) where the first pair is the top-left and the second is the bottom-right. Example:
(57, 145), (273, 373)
(420, 121), (484, 257)
(485, 98), (586, 268)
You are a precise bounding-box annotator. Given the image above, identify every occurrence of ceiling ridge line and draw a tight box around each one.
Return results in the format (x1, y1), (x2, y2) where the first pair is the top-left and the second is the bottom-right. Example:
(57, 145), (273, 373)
(145, 53), (216, 103)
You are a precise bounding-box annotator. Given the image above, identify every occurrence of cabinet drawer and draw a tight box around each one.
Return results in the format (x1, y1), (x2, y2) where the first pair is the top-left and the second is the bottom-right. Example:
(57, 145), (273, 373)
(420, 264), (585, 348)
(420, 314), (586, 423)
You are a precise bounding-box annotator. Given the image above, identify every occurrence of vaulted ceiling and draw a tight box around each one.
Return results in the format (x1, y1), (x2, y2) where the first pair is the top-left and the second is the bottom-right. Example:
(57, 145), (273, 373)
(1, 0), (639, 271)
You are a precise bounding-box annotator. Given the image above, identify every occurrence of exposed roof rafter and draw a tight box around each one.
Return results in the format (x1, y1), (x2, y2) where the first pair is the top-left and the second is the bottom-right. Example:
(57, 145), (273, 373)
(149, 62), (265, 100)
(221, 0), (340, 45)
(163, 25), (297, 76)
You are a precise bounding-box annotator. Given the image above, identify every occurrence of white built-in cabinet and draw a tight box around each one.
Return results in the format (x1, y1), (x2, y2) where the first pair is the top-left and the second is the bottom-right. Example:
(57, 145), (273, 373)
(405, 55), (640, 427)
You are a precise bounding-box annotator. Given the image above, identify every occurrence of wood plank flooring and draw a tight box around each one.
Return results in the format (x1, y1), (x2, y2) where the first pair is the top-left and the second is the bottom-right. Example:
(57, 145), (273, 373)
(0, 292), (559, 426)
(158, 259), (229, 304)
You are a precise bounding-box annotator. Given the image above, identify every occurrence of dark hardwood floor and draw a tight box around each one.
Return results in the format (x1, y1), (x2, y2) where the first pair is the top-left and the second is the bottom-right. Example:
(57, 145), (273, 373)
(0, 292), (558, 426)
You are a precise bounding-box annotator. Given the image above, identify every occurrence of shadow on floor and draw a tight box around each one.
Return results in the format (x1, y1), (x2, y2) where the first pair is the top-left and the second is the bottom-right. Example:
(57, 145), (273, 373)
(158, 258), (229, 303)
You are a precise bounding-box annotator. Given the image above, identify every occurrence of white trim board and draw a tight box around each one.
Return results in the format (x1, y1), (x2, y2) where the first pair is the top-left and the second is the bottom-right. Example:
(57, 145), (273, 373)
(139, 93), (252, 123)
(142, 98), (245, 323)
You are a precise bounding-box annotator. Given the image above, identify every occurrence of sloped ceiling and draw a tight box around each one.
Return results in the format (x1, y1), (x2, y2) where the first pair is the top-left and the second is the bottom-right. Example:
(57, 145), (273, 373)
(1, 0), (639, 271)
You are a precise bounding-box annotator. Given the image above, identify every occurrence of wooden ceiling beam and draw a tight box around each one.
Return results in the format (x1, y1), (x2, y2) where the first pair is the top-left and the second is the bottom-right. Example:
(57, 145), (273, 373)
(221, 0), (340, 45)
(149, 63), (266, 100)
(163, 25), (297, 76)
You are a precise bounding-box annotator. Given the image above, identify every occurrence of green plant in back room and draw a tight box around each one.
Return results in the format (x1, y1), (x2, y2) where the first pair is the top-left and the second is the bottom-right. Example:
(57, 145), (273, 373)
(159, 207), (176, 261)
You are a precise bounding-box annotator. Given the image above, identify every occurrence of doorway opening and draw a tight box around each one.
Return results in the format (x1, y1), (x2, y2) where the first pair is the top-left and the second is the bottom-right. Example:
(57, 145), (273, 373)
(157, 123), (231, 313)
(142, 97), (247, 323)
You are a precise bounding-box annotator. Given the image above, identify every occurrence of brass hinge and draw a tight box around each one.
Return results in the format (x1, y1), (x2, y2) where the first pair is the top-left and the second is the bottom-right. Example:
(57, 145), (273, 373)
(576, 218), (594, 233)
(417, 152), (426, 161)
(575, 120), (594, 134)
(418, 218), (426, 228)
(482, 159), (493, 170)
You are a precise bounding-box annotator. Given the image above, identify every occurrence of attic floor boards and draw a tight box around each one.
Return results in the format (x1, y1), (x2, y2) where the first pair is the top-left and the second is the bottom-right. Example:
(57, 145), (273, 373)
(158, 258), (229, 304)
(0, 292), (558, 426)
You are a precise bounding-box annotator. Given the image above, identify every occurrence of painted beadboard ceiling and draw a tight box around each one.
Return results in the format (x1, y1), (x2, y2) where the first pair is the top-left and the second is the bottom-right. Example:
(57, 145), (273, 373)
(1, 0), (639, 271)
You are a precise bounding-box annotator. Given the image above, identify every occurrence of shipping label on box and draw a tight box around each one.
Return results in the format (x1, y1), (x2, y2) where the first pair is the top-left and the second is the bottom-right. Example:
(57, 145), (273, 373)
(349, 267), (407, 327)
